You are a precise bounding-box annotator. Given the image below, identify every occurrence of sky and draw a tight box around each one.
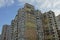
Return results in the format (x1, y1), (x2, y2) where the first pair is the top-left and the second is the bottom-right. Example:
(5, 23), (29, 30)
(0, 0), (60, 34)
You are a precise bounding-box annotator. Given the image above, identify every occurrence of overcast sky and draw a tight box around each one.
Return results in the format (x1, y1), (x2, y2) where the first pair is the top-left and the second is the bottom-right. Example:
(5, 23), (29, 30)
(0, 0), (60, 34)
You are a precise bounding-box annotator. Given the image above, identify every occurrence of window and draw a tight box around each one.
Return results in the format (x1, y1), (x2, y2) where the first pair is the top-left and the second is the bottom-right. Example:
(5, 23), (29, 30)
(49, 19), (52, 20)
(52, 32), (55, 34)
(49, 12), (51, 14)
(36, 17), (39, 19)
(55, 22), (57, 24)
(16, 35), (18, 37)
(58, 35), (60, 38)
(46, 33), (49, 35)
(45, 30), (49, 32)
(16, 38), (18, 40)
(56, 27), (58, 29)
(54, 21), (56, 22)
(50, 24), (52, 25)
(53, 35), (55, 37)
(55, 25), (57, 27)
(59, 38), (60, 40)
(49, 17), (52, 18)
(52, 38), (55, 40)
(36, 16), (39, 19)
(46, 39), (51, 40)
(44, 15), (46, 17)
(4, 37), (6, 40)
(50, 29), (53, 32)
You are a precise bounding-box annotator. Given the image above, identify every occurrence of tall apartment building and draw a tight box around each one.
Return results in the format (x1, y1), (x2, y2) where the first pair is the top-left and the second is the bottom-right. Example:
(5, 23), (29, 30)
(42, 11), (59, 40)
(11, 20), (16, 40)
(1, 25), (11, 40)
(11, 3), (44, 40)
(56, 15), (60, 40)
(0, 35), (1, 40)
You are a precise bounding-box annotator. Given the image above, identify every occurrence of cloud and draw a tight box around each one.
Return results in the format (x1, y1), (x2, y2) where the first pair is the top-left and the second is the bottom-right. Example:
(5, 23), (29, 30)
(0, 0), (60, 16)
(0, 32), (1, 35)
(18, 0), (60, 16)
(52, 9), (60, 16)
(0, 0), (14, 8)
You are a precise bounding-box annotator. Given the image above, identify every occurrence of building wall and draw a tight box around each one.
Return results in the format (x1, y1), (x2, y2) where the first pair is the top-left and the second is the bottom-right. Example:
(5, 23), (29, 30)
(35, 10), (44, 40)
(56, 15), (60, 40)
(0, 35), (1, 40)
(12, 3), (44, 40)
(1, 25), (11, 40)
(43, 11), (59, 40)
(17, 4), (38, 40)
(56, 15), (60, 30)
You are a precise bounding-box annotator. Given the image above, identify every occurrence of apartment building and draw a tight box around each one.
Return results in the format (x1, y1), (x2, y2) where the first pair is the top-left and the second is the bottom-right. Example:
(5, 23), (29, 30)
(56, 15), (60, 40)
(1, 25), (11, 40)
(42, 11), (59, 40)
(11, 3), (44, 40)
(0, 35), (1, 40)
